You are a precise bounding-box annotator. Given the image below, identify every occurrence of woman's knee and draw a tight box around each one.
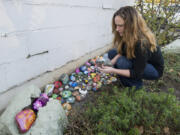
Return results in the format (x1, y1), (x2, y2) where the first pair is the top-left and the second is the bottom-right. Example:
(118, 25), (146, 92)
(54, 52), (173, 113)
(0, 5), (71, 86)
(108, 49), (117, 60)
(115, 56), (132, 69)
(143, 64), (159, 80)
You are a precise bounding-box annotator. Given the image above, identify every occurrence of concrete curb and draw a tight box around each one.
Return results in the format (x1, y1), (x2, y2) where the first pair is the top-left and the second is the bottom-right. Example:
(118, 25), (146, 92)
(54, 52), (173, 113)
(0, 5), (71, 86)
(0, 43), (113, 115)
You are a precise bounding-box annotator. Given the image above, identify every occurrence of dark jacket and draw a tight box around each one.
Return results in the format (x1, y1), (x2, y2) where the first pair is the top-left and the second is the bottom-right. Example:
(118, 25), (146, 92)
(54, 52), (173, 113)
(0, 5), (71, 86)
(122, 41), (164, 79)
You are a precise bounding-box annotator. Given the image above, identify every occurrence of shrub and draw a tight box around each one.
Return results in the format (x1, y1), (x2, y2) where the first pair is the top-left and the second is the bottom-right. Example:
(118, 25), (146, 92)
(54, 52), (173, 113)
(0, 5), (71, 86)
(134, 0), (180, 46)
(84, 87), (180, 135)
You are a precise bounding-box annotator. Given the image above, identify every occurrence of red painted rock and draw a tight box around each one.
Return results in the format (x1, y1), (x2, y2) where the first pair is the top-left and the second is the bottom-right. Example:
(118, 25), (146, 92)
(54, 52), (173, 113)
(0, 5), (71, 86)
(54, 81), (62, 88)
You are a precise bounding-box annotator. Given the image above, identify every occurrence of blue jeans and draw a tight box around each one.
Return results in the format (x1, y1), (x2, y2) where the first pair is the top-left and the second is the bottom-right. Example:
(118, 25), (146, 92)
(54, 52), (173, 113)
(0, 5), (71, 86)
(108, 49), (159, 89)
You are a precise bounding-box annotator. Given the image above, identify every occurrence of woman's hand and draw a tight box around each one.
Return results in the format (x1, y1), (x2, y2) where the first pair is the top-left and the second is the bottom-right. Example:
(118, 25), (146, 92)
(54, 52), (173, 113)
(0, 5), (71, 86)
(99, 65), (115, 74)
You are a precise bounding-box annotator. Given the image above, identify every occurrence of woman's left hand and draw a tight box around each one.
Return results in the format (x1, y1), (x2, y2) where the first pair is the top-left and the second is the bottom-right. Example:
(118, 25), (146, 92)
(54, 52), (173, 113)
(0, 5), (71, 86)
(98, 65), (115, 74)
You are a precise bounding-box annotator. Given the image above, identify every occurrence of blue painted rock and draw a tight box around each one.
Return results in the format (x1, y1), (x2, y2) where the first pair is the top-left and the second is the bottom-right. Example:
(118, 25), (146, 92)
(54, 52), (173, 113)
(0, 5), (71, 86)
(70, 75), (76, 81)
(80, 66), (87, 72)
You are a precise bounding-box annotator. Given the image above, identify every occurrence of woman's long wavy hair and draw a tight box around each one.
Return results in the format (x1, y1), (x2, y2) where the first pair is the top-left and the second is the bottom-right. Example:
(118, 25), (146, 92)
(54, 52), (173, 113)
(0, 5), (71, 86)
(112, 6), (157, 59)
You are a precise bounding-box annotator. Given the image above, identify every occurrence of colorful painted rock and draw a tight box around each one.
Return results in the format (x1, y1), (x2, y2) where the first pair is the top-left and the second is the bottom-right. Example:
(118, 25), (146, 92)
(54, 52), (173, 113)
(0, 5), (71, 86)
(15, 109), (36, 133)
(85, 62), (91, 67)
(66, 96), (75, 104)
(33, 93), (49, 111)
(54, 81), (62, 88)
(45, 84), (54, 96)
(62, 90), (72, 98)
(59, 73), (69, 84)
(110, 77), (117, 82)
(52, 94), (58, 99)
(91, 73), (96, 78)
(96, 56), (105, 67)
(56, 96), (61, 100)
(80, 66), (87, 72)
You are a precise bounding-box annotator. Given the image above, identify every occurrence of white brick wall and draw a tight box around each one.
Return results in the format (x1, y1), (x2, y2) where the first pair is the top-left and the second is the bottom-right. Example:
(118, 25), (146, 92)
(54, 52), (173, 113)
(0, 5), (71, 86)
(0, 0), (134, 93)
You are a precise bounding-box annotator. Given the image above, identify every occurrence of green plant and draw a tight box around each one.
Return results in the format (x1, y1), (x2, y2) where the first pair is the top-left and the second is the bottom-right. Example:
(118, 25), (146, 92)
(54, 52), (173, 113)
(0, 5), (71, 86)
(83, 87), (180, 135)
(135, 0), (180, 46)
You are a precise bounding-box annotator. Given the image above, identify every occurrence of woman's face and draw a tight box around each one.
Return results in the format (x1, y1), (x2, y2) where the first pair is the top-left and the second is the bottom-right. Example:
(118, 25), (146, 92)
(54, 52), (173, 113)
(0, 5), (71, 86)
(114, 16), (125, 37)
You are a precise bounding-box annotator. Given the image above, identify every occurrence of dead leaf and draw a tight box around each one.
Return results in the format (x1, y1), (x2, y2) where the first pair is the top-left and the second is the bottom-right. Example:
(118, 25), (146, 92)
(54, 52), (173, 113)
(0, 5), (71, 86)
(163, 127), (170, 135)
(134, 125), (144, 134)
(178, 72), (180, 77)
(169, 69), (174, 73)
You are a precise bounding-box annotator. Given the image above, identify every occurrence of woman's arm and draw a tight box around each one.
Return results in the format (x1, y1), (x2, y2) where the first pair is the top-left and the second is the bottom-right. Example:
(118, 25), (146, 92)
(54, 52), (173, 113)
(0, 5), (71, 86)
(99, 66), (130, 77)
(111, 54), (121, 65)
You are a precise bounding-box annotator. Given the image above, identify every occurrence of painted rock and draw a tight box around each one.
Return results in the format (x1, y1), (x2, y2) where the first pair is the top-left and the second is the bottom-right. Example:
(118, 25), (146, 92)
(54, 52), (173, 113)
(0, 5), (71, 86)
(58, 87), (63, 92)
(93, 83), (97, 87)
(97, 82), (102, 88)
(83, 70), (88, 75)
(72, 91), (80, 96)
(45, 84), (54, 96)
(69, 87), (74, 91)
(78, 72), (83, 76)
(76, 95), (83, 101)
(80, 66), (87, 72)
(61, 98), (66, 104)
(79, 88), (87, 95)
(62, 90), (72, 98)
(66, 96), (75, 104)
(74, 86), (80, 90)
(33, 93), (49, 111)
(62, 103), (72, 111)
(75, 68), (80, 73)
(93, 75), (100, 83)
(89, 59), (96, 65)
(90, 66), (95, 70)
(59, 73), (69, 85)
(85, 62), (91, 67)
(53, 88), (59, 94)
(70, 75), (76, 81)
(92, 87), (97, 92)
(71, 82), (78, 88)
(52, 94), (58, 99)
(110, 77), (117, 82)
(96, 56), (105, 67)
(65, 85), (69, 89)
(91, 73), (96, 78)
(56, 96), (61, 100)
(84, 79), (88, 84)
(87, 85), (92, 91)
(33, 100), (42, 111)
(54, 81), (62, 88)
